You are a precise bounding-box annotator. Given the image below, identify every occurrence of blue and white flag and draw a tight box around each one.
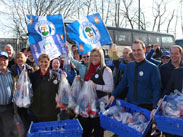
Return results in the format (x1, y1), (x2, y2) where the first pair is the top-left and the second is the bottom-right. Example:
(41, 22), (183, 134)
(30, 34), (67, 65)
(27, 14), (66, 44)
(67, 13), (112, 55)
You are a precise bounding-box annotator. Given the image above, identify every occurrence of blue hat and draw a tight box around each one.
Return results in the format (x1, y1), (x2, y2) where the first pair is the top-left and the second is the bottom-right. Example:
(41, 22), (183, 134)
(161, 51), (170, 58)
(0, 51), (8, 59)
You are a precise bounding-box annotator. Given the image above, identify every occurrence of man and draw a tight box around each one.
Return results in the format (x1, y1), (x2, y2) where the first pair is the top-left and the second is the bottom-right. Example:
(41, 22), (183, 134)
(109, 40), (161, 111)
(159, 45), (183, 96)
(152, 44), (163, 60)
(112, 47), (132, 87)
(0, 51), (18, 137)
(160, 51), (170, 65)
(122, 47), (132, 64)
(3, 44), (15, 68)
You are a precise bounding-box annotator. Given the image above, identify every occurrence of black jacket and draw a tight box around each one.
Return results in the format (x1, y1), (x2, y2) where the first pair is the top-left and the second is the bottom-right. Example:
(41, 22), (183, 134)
(159, 60), (183, 96)
(163, 68), (183, 96)
(29, 70), (60, 120)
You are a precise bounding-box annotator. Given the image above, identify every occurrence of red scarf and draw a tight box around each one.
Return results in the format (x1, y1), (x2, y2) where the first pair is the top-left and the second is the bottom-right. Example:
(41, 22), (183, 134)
(40, 68), (50, 76)
(84, 64), (100, 81)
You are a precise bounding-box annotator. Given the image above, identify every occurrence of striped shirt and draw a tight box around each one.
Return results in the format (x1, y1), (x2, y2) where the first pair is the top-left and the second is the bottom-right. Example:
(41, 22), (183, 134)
(0, 69), (14, 105)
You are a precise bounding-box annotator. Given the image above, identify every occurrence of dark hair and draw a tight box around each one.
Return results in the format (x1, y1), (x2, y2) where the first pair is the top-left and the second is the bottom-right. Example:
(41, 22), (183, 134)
(21, 47), (27, 52)
(72, 44), (77, 49)
(27, 47), (31, 52)
(73, 50), (82, 60)
(129, 52), (135, 60)
(50, 58), (61, 69)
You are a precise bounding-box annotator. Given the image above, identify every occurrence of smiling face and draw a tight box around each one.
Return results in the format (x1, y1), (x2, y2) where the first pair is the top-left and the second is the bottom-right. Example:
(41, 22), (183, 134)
(90, 51), (100, 65)
(0, 56), (8, 73)
(38, 57), (50, 72)
(16, 53), (26, 67)
(52, 59), (60, 71)
(3, 44), (14, 58)
(170, 47), (182, 65)
(82, 52), (90, 64)
(132, 43), (146, 63)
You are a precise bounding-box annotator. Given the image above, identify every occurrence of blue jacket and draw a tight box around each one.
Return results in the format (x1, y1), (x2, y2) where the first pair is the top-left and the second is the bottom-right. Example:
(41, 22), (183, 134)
(146, 49), (161, 65)
(112, 60), (161, 107)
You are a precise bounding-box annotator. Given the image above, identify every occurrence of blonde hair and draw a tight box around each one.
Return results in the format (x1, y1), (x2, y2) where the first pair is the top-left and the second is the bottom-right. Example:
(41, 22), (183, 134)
(38, 53), (50, 62)
(87, 47), (106, 71)
(15, 52), (26, 63)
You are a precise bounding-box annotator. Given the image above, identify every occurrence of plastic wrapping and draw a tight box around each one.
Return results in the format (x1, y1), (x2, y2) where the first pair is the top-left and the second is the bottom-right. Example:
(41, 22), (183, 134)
(56, 74), (71, 110)
(68, 76), (82, 109)
(74, 81), (99, 118)
(14, 113), (25, 137)
(63, 54), (72, 73)
(102, 103), (149, 133)
(13, 69), (33, 108)
(161, 94), (183, 118)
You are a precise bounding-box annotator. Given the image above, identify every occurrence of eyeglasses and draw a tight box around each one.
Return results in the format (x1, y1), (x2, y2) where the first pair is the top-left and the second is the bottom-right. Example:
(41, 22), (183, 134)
(82, 56), (89, 58)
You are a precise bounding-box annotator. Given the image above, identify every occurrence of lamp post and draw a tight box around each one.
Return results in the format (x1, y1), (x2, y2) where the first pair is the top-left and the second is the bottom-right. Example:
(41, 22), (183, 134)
(138, 0), (140, 30)
(16, 33), (28, 53)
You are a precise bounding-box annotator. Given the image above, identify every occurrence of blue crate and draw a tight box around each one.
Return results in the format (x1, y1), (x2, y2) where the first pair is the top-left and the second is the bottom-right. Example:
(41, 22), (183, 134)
(99, 99), (152, 137)
(154, 95), (183, 136)
(27, 119), (83, 137)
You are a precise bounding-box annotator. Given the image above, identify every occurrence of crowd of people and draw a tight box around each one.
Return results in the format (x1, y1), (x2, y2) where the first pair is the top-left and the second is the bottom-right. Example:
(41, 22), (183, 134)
(0, 40), (182, 137)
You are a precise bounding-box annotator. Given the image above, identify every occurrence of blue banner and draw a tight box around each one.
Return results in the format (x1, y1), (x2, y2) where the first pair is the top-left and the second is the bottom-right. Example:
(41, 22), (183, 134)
(67, 13), (112, 55)
(30, 34), (67, 65)
(27, 14), (66, 44)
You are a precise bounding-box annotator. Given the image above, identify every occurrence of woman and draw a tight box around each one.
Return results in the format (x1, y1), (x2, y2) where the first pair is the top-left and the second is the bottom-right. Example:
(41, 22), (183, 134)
(79, 47), (114, 137)
(65, 44), (90, 80)
(11, 52), (33, 77)
(28, 53), (60, 122)
(51, 58), (76, 84)
(11, 52), (34, 136)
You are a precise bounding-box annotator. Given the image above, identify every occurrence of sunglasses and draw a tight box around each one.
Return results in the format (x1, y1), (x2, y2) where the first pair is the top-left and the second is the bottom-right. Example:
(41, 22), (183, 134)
(162, 57), (170, 59)
(82, 55), (89, 58)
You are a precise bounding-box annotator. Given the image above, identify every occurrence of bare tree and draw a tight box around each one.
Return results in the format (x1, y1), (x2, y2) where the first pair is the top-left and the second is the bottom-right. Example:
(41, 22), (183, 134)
(166, 10), (175, 33)
(121, 0), (134, 29)
(0, 0), (81, 37)
(104, 0), (111, 24)
(152, 0), (168, 32)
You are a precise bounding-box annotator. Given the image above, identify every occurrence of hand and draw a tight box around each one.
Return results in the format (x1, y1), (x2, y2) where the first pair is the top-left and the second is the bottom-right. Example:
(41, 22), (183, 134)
(64, 43), (69, 52)
(108, 96), (115, 105)
(157, 98), (162, 106)
(153, 44), (159, 51)
(61, 72), (67, 77)
(150, 109), (156, 118)
(89, 80), (97, 88)
(76, 75), (81, 80)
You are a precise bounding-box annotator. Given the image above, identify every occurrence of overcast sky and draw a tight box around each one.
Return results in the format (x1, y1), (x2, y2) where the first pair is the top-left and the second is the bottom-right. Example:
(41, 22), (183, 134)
(0, 0), (182, 39)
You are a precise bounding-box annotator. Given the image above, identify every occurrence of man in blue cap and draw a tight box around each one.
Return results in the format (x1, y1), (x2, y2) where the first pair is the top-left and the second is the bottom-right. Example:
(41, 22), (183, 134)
(160, 51), (170, 65)
(0, 51), (18, 137)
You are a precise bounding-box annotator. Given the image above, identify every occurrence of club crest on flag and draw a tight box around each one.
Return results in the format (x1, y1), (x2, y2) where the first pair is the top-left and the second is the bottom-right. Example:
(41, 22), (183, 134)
(27, 14), (66, 44)
(30, 34), (67, 65)
(79, 21), (100, 45)
(35, 18), (55, 37)
(67, 13), (112, 55)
